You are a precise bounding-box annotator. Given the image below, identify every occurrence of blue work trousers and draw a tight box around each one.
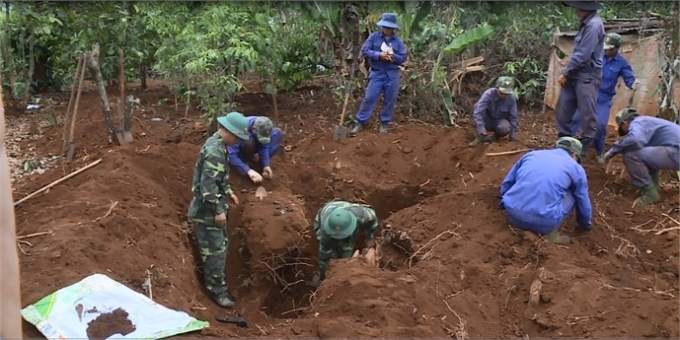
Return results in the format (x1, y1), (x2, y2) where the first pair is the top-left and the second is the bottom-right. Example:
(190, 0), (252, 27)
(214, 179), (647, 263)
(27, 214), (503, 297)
(240, 127), (283, 161)
(355, 71), (400, 124)
(571, 96), (613, 155)
(505, 193), (575, 235)
(624, 146), (680, 187)
(555, 78), (600, 154)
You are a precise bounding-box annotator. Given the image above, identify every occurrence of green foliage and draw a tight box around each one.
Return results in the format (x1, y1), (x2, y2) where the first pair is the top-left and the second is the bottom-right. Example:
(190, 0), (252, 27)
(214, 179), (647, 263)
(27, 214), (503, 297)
(503, 58), (546, 108)
(442, 24), (494, 54)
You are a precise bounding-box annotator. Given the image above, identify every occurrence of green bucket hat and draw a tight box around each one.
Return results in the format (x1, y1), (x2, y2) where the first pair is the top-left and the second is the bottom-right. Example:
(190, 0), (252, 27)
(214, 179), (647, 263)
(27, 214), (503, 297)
(603, 32), (622, 50)
(253, 116), (273, 144)
(555, 136), (583, 162)
(323, 208), (357, 240)
(496, 76), (514, 95)
(615, 108), (639, 126)
(217, 112), (250, 140)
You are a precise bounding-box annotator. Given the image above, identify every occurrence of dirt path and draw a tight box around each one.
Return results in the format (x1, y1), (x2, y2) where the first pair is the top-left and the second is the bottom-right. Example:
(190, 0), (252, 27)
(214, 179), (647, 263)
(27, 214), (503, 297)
(12, 81), (679, 338)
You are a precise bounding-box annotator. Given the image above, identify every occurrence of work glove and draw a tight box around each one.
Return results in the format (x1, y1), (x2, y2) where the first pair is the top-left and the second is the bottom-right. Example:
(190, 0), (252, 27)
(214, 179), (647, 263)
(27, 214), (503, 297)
(262, 166), (273, 179)
(247, 169), (263, 184)
(603, 150), (615, 162)
(631, 79), (641, 91)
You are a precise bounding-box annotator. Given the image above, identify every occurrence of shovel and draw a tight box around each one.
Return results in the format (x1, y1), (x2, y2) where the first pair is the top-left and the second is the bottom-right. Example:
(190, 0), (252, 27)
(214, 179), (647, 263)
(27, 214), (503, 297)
(332, 82), (352, 140)
(66, 53), (87, 162)
(255, 186), (267, 200)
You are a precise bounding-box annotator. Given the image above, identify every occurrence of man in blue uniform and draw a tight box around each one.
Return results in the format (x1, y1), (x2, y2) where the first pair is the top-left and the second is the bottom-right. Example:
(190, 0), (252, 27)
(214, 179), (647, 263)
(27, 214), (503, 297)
(604, 108), (680, 205)
(468, 76), (519, 147)
(227, 115), (283, 184)
(351, 13), (407, 135)
(499, 137), (593, 244)
(572, 32), (640, 163)
(555, 1), (605, 159)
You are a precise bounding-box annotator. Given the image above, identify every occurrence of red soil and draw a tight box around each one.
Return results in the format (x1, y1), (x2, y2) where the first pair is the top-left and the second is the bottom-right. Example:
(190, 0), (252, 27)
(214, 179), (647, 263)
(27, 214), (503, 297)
(12, 80), (679, 338)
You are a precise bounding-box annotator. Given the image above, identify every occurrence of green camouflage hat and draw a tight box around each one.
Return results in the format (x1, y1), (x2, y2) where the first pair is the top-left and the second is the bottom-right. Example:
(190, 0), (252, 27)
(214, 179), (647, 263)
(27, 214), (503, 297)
(496, 76), (514, 95)
(615, 108), (639, 125)
(603, 32), (622, 50)
(217, 112), (250, 140)
(555, 136), (583, 162)
(323, 208), (357, 240)
(253, 116), (273, 144)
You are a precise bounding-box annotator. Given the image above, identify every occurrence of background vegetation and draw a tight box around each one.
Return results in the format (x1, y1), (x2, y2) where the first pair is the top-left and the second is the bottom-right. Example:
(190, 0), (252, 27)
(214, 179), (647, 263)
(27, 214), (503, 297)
(0, 1), (677, 124)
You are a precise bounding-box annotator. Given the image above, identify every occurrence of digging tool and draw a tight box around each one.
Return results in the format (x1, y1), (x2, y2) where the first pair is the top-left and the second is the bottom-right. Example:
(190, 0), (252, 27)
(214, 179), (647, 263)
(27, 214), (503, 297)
(114, 49), (134, 144)
(332, 80), (352, 140)
(215, 314), (249, 328)
(121, 95), (135, 143)
(255, 186), (267, 200)
(66, 53), (87, 162)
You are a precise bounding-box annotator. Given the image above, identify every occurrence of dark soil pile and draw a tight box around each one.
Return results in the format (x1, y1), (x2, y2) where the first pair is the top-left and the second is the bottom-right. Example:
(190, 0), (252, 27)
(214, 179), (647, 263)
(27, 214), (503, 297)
(86, 308), (136, 340)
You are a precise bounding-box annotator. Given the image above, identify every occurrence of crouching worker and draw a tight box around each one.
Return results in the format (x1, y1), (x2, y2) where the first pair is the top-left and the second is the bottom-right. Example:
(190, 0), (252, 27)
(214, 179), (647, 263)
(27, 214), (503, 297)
(308, 200), (379, 286)
(469, 76), (519, 147)
(499, 137), (593, 244)
(228, 115), (283, 184)
(603, 108), (680, 206)
(188, 112), (250, 308)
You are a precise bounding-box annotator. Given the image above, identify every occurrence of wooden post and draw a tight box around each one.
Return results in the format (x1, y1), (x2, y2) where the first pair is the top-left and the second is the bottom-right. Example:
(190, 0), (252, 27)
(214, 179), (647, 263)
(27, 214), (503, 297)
(85, 44), (117, 143)
(0, 76), (23, 338)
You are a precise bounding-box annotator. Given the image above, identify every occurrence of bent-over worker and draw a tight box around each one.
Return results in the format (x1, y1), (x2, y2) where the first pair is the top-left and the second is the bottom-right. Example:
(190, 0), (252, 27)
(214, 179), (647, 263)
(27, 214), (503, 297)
(351, 12), (407, 135)
(572, 32), (640, 163)
(603, 108), (680, 205)
(468, 76), (519, 147)
(499, 137), (593, 244)
(227, 115), (283, 184)
(188, 111), (250, 308)
(555, 1), (605, 159)
(311, 200), (379, 285)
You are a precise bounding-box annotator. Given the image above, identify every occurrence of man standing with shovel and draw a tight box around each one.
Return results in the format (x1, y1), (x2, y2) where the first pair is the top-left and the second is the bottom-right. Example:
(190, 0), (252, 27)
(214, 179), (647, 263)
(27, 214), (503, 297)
(188, 111), (250, 308)
(351, 12), (407, 135)
(571, 32), (640, 164)
(555, 1), (605, 160)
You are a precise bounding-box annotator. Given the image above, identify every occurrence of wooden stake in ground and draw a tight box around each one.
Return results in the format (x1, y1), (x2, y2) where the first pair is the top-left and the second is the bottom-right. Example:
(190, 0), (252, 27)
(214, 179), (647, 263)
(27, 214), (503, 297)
(14, 159), (103, 207)
(85, 44), (117, 143)
(61, 54), (84, 158)
(0, 75), (24, 338)
(66, 53), (87, 162)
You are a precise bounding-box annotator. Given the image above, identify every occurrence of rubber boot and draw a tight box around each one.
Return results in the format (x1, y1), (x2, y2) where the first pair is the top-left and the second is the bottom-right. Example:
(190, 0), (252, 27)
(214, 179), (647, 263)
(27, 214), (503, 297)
(595, 153), (606, 165)
(634, 184), (661, 206)
(650, 172), (660, 190)
(350, 122), (363, 135)
(468, 135), (488, 147)
(379, 123), (388, 134)
(212, 292), (235, 308)
(543, 229), (571, 244)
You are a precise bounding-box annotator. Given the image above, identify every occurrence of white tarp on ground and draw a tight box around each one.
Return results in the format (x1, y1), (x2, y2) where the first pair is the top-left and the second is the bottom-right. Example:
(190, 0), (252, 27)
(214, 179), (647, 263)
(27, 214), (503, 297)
(21, 273), (209, 340)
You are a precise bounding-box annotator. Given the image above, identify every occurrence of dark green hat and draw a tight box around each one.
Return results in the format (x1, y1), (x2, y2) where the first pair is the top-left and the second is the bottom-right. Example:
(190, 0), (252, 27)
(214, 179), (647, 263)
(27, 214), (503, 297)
(615, 108), (639, 125)
(323, 208), (357, 240)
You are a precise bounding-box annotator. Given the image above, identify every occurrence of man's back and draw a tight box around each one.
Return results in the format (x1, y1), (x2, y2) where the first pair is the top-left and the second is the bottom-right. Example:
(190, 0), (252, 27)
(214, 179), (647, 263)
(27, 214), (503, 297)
(501, 149), (588, 224)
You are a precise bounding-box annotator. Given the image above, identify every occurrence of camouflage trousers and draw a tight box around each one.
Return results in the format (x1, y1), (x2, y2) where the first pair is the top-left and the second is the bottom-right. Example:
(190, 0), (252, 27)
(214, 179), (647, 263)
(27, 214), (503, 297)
(317, 241), (355, 280)
(190, 216), (229, 295)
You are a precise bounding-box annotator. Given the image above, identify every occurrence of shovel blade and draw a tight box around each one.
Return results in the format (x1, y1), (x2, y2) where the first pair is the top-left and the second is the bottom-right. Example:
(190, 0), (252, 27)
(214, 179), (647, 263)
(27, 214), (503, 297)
(115, 131), (127, 145)
(122, 130), (134, 143)
(332, 125), (348, 140)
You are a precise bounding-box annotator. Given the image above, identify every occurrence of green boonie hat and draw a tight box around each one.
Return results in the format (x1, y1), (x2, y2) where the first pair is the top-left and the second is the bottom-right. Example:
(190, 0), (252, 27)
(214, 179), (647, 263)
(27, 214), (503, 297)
(217, 112), (250, 140)
(323, 208), (357, 240)
(555, 136), (583, 162)
(604, 32), (622, 50)
(496, 76), (514, 95)
(615, 108), (639, 126)
(253, 116), (273, 144)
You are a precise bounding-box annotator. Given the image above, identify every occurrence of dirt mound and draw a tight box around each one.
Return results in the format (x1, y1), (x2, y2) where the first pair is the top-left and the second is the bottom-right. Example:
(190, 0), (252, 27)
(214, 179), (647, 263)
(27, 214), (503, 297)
(14, 86), (679, 339)
(86, 308), (136, 340)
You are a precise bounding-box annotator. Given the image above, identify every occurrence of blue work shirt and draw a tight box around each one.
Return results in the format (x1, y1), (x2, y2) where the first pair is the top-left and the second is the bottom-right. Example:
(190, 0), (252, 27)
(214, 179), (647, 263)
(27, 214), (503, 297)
(227, 116), (272, 174)
(362, 31), (407, 77)
(473, 88), (519, 136)
(608, 116), (680, 155)
(563, 11), (605, 80)
(599, 52), (636, 100)
(500, 148), (592, 231)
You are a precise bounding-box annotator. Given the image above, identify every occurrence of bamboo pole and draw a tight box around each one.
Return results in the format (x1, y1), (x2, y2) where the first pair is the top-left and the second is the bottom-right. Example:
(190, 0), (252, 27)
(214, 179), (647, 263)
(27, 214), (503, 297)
(486, 149), (531, 157)
(0, 75), (23, 338)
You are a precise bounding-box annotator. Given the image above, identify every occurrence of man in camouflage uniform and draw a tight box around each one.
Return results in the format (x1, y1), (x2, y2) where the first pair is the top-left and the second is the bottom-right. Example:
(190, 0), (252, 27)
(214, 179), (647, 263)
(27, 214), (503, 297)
(188, 111), (250, 308)
(310, 200), (379, 285)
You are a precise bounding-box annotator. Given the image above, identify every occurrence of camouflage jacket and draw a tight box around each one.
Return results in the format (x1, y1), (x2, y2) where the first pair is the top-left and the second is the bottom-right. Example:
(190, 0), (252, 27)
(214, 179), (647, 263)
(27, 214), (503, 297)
(314, 201), (378, 277)
(188, 132), (234, 218)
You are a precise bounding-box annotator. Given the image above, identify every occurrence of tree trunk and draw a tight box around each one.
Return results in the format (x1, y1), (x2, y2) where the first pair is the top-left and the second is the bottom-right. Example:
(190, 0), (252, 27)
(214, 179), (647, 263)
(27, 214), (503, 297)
(85, 44), (116, 143)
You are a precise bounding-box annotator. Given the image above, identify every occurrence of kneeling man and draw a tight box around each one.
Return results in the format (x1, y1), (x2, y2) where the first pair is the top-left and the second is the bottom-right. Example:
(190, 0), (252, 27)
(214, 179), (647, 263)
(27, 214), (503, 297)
(227, 115), (283, 184)
(499, 137), (593, 244)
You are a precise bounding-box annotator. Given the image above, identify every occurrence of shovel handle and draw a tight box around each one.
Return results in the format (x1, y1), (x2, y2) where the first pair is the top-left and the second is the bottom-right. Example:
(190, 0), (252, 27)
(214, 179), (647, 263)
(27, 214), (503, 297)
(627, 89), (637, 108)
